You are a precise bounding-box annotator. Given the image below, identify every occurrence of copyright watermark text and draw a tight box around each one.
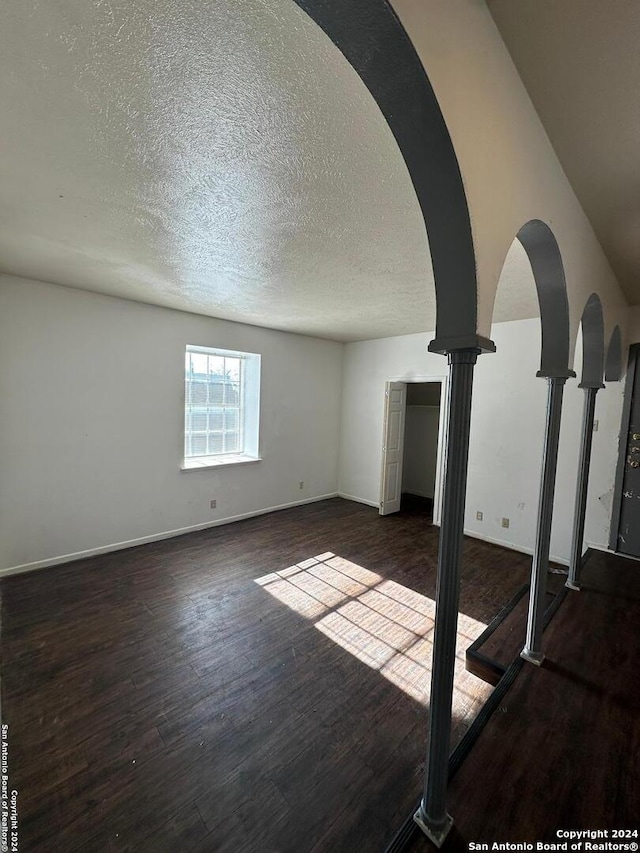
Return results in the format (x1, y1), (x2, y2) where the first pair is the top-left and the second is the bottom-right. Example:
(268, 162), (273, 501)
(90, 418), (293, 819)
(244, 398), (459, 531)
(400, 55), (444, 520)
(469, 831), (638, 853)
(1, 724), (18, 853)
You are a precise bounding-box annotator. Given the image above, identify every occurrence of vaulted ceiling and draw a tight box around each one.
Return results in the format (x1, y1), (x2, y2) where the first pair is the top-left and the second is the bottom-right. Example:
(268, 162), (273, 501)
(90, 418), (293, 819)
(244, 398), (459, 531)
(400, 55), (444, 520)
(1, 0), (632, 341)
(488, 0), (640, 306)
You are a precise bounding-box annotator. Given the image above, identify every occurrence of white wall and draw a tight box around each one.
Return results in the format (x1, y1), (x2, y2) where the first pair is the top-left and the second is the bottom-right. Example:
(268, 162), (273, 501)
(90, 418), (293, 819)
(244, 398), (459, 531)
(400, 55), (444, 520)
(402, 406), (440, 499)
(338, 334), (447, 507)
(469, 320), (625, 560)
(339, 318), (625, 563)
(0, 273), (626, 574)
(388, 0), (628, 347)
(0, 275), (344, 572)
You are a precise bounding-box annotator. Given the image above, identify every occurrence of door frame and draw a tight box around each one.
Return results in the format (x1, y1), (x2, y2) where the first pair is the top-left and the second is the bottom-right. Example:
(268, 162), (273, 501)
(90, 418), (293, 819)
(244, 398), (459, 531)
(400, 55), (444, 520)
(609, 344), (638, 552)
(379, 381), (408, 515)
(379, 374), (447, 524)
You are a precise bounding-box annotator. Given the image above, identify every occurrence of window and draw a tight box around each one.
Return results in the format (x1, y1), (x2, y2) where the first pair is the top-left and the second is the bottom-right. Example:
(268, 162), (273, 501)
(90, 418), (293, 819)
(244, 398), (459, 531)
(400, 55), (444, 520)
(183, 345), (261, 469)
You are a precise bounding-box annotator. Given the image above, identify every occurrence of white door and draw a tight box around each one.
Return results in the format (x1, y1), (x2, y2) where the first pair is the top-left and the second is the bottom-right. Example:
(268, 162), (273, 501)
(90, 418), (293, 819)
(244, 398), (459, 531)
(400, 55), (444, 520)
(379, 381), (406, 515)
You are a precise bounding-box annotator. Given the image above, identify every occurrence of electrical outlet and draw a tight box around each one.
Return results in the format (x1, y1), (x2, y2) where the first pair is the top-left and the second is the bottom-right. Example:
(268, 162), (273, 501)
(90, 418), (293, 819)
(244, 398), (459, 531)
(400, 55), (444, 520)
(501, 517), (510, 529)
(299, 481), (304, 490)
(210, 499), (217, 509)
(476, 511), (483, 521)
(593, 419), (599, 432)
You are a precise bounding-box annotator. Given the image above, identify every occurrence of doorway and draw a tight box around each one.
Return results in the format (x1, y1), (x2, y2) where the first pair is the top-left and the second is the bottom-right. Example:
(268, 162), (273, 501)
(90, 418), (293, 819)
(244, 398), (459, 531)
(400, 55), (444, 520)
(380, 379), (444, 520)
(611, 344), (640, 557)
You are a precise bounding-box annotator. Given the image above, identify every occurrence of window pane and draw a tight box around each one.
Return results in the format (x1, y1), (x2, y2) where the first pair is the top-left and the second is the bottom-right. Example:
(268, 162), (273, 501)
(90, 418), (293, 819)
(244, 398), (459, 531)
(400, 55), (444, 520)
(225, 431), (240, 453)
(191, 434), (207, 456)
(208, 410), (223, 433)
(225, 409), (239, 434)
(208, 355), (225, 379)
(208, 432), (223, 455)
(209, 380), (224, 406)
(192, 411), (207, 431)
(225, 357), (240, 382)
(190, 381), (207, 406)
(224, 380), (239, 406)
(185, 348), (254, 461)
(190, 352), (208, 375)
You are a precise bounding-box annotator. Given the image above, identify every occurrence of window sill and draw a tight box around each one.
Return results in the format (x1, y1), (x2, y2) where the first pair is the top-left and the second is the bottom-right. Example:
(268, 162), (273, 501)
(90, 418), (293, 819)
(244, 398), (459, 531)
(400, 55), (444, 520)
(181, 454), (262, 471)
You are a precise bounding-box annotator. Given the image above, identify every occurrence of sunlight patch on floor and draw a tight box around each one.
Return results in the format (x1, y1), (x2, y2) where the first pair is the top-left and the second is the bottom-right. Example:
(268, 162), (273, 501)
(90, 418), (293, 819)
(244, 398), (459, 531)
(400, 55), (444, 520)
(255, 553), (489, 707)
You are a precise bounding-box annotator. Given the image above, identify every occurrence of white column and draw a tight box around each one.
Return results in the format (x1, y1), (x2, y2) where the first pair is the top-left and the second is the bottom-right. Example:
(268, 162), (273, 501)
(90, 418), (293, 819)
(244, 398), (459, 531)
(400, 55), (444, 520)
(414, 348), (478, 847)
(566, 386), (600, 589)
(521, 376), (567, 665)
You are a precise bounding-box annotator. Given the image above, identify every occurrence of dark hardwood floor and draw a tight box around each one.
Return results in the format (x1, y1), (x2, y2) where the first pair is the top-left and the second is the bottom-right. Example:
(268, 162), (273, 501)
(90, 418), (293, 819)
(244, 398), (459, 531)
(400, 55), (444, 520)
(1, 498), (543, 852)
(404, 548), (640, 851)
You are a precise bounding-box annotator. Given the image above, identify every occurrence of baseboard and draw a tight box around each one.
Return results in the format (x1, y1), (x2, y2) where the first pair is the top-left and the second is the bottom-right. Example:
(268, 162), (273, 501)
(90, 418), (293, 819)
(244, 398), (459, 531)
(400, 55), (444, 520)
(337, 501), (571, 566)
(462, 527), (570, 568)
(338, 492), (380, 509)
(0, 493), (340, 577)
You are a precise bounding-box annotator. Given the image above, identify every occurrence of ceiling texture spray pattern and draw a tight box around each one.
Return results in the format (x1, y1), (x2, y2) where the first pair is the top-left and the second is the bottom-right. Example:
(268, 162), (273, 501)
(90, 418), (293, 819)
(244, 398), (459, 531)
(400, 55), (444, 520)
(0, 0), (549, 341)
(0, 0), (436, 341)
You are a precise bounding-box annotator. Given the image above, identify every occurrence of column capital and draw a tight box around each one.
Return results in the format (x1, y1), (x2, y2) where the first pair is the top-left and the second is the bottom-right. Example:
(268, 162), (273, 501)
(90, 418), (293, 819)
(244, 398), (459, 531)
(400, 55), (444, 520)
(535, 369), (576, 380)
(428, 334), (496, 355)
(447, 349), (480, 367)
(578, 382), (605, 390)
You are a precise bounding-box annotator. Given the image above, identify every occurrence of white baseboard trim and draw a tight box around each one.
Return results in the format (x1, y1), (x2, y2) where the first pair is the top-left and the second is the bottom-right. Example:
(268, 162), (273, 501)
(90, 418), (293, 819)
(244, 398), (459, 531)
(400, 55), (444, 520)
(3, 496), (583, 578)
(0, 492), (340, 577)
(461, 527), (570, 568)
(338, 500), (569, 564)
(338, 492), (380, 509)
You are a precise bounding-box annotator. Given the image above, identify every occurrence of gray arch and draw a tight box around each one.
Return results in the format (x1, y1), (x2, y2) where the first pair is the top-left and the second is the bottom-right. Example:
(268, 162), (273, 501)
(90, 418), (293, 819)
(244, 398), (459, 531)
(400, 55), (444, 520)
(605, 325), (623, 382)
(578, 293), (605, 388)
(517, 220), (573, 377)
(518, 220), (573, 669)
(290, 0), (493, 353)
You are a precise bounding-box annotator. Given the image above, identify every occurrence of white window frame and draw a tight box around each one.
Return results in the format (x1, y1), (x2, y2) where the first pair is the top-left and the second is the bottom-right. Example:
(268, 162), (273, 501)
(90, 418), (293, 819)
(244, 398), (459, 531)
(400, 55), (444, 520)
(181, 345), (261, 471)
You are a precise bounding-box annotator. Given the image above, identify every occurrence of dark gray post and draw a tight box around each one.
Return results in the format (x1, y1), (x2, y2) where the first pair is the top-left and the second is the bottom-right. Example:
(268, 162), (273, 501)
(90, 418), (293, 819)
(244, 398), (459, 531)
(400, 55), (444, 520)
(521, 376), (567, 666)
(414, 348), (478, 847)
(566, 387), (600, 589)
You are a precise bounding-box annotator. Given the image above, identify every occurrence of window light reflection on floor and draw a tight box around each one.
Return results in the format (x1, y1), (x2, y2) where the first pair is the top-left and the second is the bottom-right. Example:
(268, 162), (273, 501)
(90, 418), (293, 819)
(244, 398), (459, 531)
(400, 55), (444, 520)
(254, 553), (489, 707)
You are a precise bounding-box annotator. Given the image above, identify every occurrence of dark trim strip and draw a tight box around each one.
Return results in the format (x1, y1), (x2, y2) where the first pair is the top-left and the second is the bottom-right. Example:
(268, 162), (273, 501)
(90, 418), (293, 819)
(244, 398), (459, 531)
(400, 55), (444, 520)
(465, 651), (507, 687)
(384, 586), (568, 853)
(609, 344), (638, 551)
(465, 584), (529, 686)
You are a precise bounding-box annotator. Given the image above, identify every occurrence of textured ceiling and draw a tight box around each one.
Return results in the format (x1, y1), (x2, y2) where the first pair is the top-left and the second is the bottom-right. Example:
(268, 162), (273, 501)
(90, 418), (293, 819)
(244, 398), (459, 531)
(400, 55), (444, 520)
(488, 0), (640, 306)
(1, 0), (541, 342)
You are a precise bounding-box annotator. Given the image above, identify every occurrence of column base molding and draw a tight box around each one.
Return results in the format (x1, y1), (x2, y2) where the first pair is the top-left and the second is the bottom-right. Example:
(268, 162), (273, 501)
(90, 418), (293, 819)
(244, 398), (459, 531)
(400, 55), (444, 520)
(565, 580), (581, 591)
(413, 808), (453, 848)
(520, 648), (545, 666)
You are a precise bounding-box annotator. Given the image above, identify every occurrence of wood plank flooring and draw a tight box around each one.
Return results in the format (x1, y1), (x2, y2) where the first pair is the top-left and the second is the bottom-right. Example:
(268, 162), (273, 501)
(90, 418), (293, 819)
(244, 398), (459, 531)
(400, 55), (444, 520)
(466, 573), (566, 685)
(404, 548), (640, 851)
(1, 498), (540, 852)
